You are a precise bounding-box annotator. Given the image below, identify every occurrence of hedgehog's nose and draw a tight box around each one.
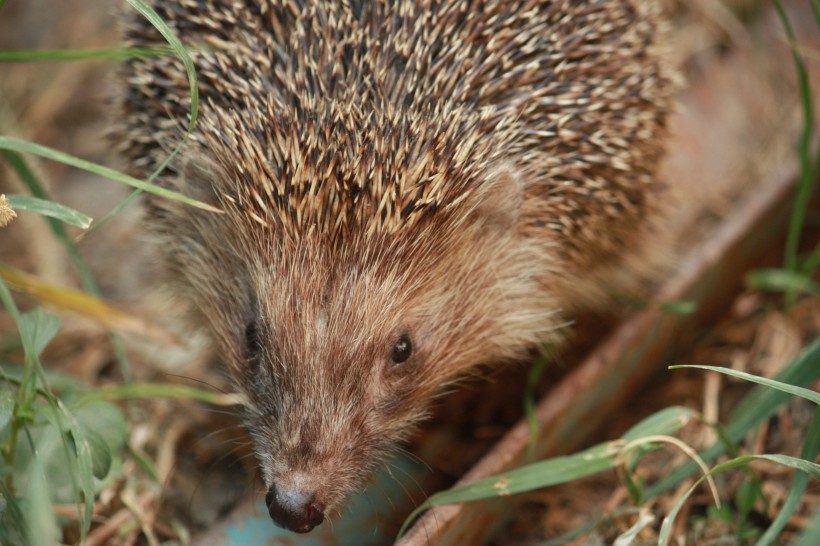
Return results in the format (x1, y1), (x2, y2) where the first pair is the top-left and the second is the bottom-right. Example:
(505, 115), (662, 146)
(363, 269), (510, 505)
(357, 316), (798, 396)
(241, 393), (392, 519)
(265, 484), (325, 533)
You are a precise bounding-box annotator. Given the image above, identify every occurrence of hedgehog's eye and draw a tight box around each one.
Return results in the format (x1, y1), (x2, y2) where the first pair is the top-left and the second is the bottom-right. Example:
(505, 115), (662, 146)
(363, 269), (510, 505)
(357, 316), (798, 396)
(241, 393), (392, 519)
(389, 334), (412, 365)
(244, 319), (262, 361)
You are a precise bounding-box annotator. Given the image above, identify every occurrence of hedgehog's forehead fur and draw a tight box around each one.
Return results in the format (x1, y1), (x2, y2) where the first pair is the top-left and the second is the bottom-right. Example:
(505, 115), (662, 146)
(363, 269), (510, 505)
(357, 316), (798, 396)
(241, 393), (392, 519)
(198, 92), (514, 243)
(123, 0), (672, 263)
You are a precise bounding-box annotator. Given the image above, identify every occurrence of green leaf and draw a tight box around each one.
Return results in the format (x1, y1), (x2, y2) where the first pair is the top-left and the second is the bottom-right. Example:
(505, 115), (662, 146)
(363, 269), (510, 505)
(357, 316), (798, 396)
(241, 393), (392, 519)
(5, 194), (92, 228)
(0, 137), (219, 213)
(670, 364), (820, 405)
(541, 522), (596, 546)
(19, 406), (77, 504)
(0, 274), (20, 323)
(18, 308), (60, 359)
(707, 504), (733, 524)
(9, 402), (122, 543)
(81, 426), (112, 480)
(56, 406), (97, 534)
(71, 401), (128, 479)
(0, 387), (13, 432)
(736, 478), (761, 517)
(24, 455), (59, 546)
(623, 466), (645, 504)
(72, 401), (128, 453)
(0, 480), (27, 545)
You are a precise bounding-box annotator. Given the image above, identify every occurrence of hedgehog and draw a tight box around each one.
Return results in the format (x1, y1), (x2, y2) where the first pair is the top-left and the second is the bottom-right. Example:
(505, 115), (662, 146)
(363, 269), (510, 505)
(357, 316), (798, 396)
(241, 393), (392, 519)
(117, 0), (674, 534)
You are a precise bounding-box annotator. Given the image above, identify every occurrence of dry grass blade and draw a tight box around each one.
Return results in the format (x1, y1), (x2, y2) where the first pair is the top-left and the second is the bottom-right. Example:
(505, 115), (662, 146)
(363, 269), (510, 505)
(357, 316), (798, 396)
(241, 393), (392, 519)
(0, 264), (179, 345)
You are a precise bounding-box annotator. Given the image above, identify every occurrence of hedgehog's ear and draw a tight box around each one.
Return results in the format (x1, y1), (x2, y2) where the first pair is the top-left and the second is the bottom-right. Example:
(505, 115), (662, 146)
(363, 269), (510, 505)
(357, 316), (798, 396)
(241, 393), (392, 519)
(180, 154), (224, 206)
(470, 166), (524, 235)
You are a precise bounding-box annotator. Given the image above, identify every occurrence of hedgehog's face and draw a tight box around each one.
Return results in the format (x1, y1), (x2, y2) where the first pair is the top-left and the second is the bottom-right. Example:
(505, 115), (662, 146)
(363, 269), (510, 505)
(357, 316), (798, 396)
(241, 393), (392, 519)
(175, 156), (547, 533)
(231, 195), (543, 532)
(237, 238), (496, 532)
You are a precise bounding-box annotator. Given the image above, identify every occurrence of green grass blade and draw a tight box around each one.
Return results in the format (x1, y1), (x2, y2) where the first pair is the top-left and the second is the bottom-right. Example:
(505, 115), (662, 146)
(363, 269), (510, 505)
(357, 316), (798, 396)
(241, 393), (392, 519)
(430, 442), (618, 504)
(746, 268), (820, 297)
(657, 475), (699, 546)
(127, 443), (160, 483)
(0, 388), (13, 432)
(524, 355), (549, 462)
(399, 441), (620, 537)
(658, 300), (698, 315)
(0, 273), (22, 325)
(622, 406), (695, 442)
(79, 0), (205, 236)
(5, 194), (92, 228)
(540, 521), (597, 546)
(647, 341), (820, 497)
(801, 242), (820, 274)
(0, 46), (174, 62)
(398, 406), (696, 538)
(793, 510), (820, 546)
(773, 0), (818, 306)
(670, 365), (820, 405)
(754, 407), (820, 545)
(660, 454), (820, 546)
(0, 138), (218, 212)
(127, 0), (198, 132)
(712, 454), (819, 477)
(82, 188), (142, 237)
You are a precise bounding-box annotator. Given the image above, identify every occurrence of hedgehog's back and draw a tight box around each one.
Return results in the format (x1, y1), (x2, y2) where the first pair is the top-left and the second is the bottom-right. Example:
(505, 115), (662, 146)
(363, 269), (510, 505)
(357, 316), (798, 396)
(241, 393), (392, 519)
(119, 0), (672, 262)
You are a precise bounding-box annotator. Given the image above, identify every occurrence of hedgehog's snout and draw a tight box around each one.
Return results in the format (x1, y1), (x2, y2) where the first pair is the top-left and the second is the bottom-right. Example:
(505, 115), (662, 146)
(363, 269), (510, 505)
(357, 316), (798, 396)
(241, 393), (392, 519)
(265, 483), (325, 533)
